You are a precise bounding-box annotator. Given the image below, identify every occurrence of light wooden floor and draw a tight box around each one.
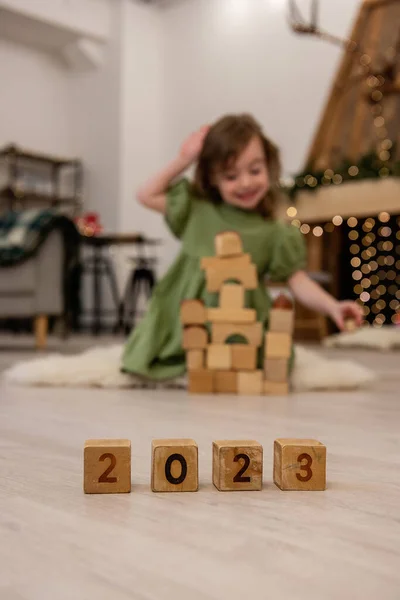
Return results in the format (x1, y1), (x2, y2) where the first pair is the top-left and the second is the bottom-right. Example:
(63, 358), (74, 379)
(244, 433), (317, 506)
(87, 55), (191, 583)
(0, 336), (399, 599)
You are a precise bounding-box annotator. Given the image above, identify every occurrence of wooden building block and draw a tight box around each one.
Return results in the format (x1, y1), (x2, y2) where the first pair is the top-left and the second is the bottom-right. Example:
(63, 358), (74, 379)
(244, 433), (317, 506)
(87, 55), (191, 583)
(214, 370), (238, 393)
(188, 369), (214, 394)
(180, 300), (206, 325)
(212, 322), (262, 347)
(186, 349), (204, 370)
(182, 326), (208, 350)
(273, 439), (326, 491)
(264, 381), (289, 396)
(213, 440), (263, 491)
(265, 332), (292, 359)
(84, 439), (131, 494)
(206, 264), (257, 293)
(215, 231), (243, 258)
(269, 309), (295, 334)
(344, 318), (357, 332)
(207, 308), (256, 324)
(237, 370), (263, 395)
(207, 344), (232, 370)
(220, 283), (244, 310)
(264, 357), (288, 382)
(152, 439), (198, 492)
(201, 254), (251, 270)
(231, 345), (257, 371)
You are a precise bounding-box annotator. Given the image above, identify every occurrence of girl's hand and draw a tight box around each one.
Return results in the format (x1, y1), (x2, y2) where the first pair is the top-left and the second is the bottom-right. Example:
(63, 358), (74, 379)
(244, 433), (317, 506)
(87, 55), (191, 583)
(329, 300), (363, 331)
(179, 125), (210, 164)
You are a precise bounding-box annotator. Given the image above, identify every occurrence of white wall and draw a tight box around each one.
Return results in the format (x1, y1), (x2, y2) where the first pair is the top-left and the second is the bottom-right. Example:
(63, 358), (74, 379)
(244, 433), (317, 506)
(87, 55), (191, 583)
(0, 37), (73, 155)
(160, 0), (361, 175)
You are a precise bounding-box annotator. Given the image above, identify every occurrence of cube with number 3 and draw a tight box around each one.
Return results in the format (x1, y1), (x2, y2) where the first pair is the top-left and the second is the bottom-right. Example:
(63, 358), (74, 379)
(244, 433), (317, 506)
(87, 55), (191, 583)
(84, 439), (131, 494)
(273, 438), (326, 491)
(213, 440), (263, 491)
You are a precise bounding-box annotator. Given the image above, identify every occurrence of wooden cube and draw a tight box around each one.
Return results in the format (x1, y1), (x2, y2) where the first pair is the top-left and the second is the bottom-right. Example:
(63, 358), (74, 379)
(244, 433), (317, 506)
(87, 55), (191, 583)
(215, 231), (243, 257)
(182, 326), (208, 350)
(265, 332), (292, 359)
(186, 349), (204, 370)
(180, 300), (206, 325)
(214, 370), (237, 393)
(220, 283), (244, 310)
(188, 369), (214, 394)
(201, 254), (250, 270)
(213, 440), (263, 491)
(344, 318), (357, 332)
(206, 264), (257, 293)
(212, 322), (262, 347)
(231, 345), (257, 370)
(264, 358), (288, 382)
(237, 370), (263, 395)
(269, 309), (294, 334)
(151, 439), (198, 492)
(207, 308), (256, 324)
(273, 439), (326, 491)
(84, 439), (131, 494)
(207, 344), (232, 370)
(264, 381), (289, 395)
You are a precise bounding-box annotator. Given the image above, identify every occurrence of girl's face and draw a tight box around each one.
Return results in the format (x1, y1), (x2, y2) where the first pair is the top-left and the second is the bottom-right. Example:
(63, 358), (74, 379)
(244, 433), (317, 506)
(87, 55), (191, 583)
(213, 136), (270, 211)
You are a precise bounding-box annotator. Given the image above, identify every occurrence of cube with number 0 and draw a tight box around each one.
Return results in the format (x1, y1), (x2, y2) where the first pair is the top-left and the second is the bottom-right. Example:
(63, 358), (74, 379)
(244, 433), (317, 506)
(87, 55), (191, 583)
(273, 438), (326, 491)
(84, 439), (131, 494)
(151, 439), (198, 492)
(212, 440), (263, 491)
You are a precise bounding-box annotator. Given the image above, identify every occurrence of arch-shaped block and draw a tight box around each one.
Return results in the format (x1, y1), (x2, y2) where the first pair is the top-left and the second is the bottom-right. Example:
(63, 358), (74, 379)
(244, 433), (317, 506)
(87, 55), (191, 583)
(206, 264), (257, 292)
(180, 299), (206, 325)
(211, 322), (262, 347)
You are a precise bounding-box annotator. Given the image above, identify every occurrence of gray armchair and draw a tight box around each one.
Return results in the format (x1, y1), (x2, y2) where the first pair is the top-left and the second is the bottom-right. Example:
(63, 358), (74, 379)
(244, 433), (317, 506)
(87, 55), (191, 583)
(0, 230), (64, 349)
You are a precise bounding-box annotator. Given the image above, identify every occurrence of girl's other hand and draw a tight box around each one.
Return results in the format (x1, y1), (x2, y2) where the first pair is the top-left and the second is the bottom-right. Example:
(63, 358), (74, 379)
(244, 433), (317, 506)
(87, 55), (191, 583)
(179, 125), (210, 164)
(330, 300), (363, 331)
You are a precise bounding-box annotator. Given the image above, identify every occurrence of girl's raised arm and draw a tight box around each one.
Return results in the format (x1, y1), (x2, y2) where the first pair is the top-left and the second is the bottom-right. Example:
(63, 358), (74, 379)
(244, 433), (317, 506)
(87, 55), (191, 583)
(137, 125), (210, 215)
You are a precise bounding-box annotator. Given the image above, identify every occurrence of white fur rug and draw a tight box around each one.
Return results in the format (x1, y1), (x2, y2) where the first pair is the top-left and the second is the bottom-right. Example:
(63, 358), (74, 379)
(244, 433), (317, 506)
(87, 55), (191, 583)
(324, 325), (400, 351)
(1, 344), (376, 392)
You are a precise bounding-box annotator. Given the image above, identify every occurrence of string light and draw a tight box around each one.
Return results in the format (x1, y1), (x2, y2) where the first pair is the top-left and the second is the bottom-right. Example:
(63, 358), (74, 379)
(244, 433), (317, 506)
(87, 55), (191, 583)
(300, 224), (310, 234)
(332, 215), (343, 226)
(287, 206), (297, 218)
(312, 226), (323, 237)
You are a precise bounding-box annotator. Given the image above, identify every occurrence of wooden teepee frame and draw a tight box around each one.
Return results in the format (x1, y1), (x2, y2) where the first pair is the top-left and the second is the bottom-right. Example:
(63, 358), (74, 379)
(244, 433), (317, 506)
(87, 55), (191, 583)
(302, 0), (400, 171)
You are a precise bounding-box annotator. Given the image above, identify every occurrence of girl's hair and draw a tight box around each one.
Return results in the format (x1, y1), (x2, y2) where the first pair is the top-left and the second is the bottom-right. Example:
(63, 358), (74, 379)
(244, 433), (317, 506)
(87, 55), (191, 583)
(193, 114), (281, 218)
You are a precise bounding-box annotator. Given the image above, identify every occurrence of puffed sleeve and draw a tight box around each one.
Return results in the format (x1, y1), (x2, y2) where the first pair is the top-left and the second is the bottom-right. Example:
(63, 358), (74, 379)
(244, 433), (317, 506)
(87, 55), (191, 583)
(268, 223), (307, 282)
(165, 178), (193, 239)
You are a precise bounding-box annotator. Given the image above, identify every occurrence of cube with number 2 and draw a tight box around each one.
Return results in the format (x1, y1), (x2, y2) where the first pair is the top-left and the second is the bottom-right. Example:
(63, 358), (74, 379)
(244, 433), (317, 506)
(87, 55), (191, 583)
(273, 438), (326, 491)
(84, 439), (131, 494)
(213, 440), (263, 491)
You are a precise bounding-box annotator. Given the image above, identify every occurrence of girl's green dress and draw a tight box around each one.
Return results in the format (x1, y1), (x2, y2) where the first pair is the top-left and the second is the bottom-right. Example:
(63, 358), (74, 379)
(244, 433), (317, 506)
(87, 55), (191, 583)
(122, 179), (307, 380)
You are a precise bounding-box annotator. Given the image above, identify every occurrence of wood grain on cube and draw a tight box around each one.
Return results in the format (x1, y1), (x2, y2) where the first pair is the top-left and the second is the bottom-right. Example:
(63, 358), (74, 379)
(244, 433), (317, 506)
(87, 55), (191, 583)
(206, 264), (257, 293)
(200, 254), (250, 270)
(207, 344), (232, 370)
(212, 322), (262, 347)
(269, 309), (295, 334)
(220, 283), (244, 310)
(180, 300), (206, 326)
(265, 332), (292, 359)
(213, 440), (263, 491)
(207, 308), (256, 324)
(264, 381), (289, 396)
(231, 345), (257, 371)
(214, 370), (237, 394)
(215, 231), (243, 258)
(188, 369), (214, 394)
(264, 358), (288, 382)
(237, 370), (263, 395)
(274, 438), (326, 491)
(151, 439), (198, 492)
(182, 326), (208, 350)
(186, 349), (204, 371)
(84, 439), (131, 494)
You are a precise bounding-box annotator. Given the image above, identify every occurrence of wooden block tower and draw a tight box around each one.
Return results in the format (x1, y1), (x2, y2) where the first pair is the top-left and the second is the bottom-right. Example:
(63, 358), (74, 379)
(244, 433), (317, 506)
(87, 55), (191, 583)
(180, 231), (294, 396)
